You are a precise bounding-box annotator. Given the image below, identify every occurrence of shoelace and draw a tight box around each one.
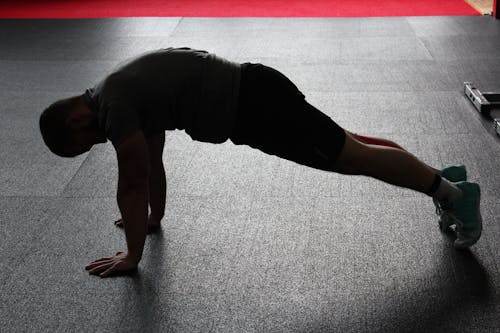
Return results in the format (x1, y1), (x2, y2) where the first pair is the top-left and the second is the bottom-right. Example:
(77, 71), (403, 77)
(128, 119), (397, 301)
(434, 198), (442, 216)
(433, 198), (451, 216)
(434, 198), (459, 230)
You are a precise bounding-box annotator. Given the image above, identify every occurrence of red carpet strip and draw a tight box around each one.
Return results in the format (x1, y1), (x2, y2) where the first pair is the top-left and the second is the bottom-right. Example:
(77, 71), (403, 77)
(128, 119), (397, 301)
(0, 0), (480, 18)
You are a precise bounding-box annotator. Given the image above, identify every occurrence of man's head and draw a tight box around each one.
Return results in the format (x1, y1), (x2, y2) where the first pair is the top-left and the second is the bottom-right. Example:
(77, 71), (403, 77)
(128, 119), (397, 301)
(39, 95), (107, 157)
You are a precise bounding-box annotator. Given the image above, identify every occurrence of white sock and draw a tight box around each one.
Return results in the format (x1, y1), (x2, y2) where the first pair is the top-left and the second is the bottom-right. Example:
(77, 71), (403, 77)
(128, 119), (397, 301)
(431, 167), (442, 175)
(433, 178), (463, 203)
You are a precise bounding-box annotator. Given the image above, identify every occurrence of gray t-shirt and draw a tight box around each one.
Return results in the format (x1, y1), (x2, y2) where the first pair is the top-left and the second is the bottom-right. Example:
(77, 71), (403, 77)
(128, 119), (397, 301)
(84, 47), (241, 145)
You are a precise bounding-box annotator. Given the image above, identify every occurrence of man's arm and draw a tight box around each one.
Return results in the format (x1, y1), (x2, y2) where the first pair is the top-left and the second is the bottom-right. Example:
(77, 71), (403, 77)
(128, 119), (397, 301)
(115, 131), (150, 262)
(113, 132), (166, 230)
(86, 130), (149, 277)
(146, 132), (166, 223)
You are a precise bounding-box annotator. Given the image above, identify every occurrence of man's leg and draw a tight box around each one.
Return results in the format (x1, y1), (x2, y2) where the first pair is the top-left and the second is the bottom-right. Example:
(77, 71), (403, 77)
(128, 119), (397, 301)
(332, 131), (482, 248)
(231, 62), (480, 247)
(351, 133), (405, 150)
(333, 131), (439, 194)
(349, 132), (450, 176)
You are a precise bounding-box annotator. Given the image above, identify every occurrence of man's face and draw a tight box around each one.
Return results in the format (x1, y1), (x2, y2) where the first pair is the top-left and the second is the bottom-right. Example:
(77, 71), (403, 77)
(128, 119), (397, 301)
(63, 107), (106, 157)
(64, 130), (95, 157)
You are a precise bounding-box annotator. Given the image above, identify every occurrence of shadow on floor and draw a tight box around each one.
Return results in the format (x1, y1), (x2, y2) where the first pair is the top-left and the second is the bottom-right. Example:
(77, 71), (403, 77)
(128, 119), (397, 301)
(117, 231), (167, 332)
(305, 230), (494, 332)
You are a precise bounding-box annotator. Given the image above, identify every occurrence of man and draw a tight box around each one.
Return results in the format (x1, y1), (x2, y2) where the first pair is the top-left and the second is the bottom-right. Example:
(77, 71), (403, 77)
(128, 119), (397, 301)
(39, 47), (482, 278)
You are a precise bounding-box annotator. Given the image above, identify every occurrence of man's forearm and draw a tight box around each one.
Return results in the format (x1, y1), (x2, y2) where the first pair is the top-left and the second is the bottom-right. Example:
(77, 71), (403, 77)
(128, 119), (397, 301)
(149, 164), (166, 220)
(117, 184), (149, 262)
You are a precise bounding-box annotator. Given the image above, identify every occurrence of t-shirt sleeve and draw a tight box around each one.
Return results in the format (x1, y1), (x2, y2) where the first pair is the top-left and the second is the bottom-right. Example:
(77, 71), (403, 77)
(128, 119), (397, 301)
(103, 101), (141, 146)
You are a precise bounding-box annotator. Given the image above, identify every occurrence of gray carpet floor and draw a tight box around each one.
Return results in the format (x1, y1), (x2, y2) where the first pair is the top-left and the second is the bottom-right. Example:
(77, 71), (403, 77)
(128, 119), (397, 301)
(1, 16), (500, 332)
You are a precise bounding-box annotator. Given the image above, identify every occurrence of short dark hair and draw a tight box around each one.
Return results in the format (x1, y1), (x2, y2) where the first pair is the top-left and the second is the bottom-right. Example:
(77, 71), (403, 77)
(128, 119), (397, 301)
(39, 96), (80, 157)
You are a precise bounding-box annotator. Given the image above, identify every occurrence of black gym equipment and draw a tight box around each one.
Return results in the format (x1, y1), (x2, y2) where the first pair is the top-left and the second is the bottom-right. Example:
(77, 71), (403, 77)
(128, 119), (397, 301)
(464, 82), (500, 136)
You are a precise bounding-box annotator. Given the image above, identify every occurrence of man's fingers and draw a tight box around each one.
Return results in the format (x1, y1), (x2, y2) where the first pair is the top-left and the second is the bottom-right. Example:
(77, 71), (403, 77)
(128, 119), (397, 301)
(85, 260), (110, 270)
(85, 260), (108, 270)
(86, 251), (137, 278)
(88, 263), (109, 274)
(90, 256), (114, 263)
(88, 263), (111, 275)
(85, 257), (113, 268)
(100, 264), (118, 278)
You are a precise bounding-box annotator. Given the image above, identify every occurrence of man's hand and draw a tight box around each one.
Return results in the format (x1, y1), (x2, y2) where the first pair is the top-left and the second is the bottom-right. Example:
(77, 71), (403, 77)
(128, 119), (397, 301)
(85, 251), (138, 278)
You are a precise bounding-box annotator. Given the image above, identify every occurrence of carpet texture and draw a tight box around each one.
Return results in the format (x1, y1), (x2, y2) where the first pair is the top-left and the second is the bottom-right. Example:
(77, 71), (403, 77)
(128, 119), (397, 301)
(0, 16), (499, 332)
(0, 0), (480, 18)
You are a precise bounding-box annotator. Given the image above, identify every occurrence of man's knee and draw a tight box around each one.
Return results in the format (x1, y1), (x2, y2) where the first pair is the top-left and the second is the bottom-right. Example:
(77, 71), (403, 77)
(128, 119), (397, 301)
(331, 132), (372, 175)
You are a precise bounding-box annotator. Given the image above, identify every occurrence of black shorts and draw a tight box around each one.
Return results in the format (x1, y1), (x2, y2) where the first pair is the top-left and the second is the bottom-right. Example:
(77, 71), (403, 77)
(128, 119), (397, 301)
(230, 63), (346, 172)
